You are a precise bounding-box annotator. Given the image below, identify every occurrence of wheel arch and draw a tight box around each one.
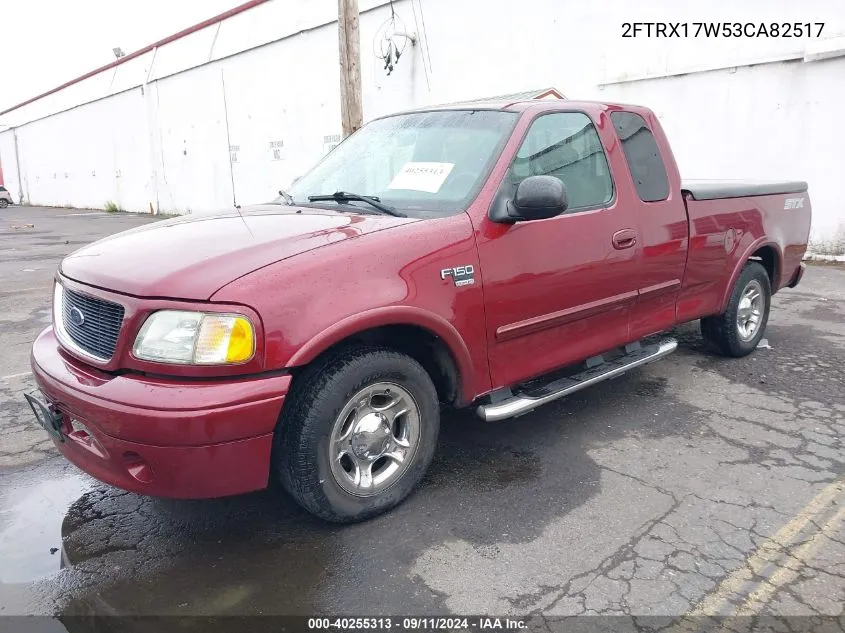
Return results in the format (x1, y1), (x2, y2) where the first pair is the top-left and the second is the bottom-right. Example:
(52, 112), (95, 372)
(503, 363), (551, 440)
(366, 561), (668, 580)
(718, 240), (781, 313)
(286, 307), (474, 407)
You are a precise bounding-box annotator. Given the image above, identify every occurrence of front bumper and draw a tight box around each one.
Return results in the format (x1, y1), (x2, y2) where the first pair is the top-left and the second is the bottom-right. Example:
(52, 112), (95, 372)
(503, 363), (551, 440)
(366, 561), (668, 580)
(30, 327), (291, 498)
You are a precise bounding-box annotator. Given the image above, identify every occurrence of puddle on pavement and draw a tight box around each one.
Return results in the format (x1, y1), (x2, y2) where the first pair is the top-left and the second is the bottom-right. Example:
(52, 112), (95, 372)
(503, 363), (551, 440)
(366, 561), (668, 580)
(56, 487), (343, 616)
(0, 473), (91, 583)
(0, 406), (627, 616)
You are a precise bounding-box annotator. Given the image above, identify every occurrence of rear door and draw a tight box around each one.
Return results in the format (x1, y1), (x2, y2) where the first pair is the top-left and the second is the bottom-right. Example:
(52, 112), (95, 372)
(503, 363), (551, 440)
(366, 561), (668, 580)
(475, 110), (642, 388)
(609, 111), (689, 339)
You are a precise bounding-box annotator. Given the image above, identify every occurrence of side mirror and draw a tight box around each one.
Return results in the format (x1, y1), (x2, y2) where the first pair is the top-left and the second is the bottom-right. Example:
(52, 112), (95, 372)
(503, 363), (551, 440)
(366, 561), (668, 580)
(511, 175), (568, 221)
(490, 175), (568, 223)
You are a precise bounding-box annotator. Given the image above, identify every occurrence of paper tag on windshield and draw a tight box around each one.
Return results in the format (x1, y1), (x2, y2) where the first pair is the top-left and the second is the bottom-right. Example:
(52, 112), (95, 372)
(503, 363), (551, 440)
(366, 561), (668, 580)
(388, 162), (454, 193)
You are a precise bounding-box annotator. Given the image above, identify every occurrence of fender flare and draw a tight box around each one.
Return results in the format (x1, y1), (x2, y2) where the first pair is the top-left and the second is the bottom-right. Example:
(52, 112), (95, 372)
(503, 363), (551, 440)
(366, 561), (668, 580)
(286, 305), (476, 402)
(718, 238), (782, 313)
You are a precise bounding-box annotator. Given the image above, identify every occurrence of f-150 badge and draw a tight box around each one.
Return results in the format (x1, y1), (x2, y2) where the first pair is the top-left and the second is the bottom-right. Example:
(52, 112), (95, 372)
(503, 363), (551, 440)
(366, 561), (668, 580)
(441, 265), (475, 287)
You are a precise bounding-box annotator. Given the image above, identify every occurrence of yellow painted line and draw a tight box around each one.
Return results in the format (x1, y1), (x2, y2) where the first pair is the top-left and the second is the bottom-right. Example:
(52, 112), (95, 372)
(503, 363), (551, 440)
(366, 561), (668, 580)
(667, 476), (845, 629)
(736, 504), (845, 615)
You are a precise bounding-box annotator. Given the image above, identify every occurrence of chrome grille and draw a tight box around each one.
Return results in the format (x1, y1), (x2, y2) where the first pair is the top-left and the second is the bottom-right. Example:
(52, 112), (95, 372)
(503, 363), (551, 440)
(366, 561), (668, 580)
(62, 287), (125, 360)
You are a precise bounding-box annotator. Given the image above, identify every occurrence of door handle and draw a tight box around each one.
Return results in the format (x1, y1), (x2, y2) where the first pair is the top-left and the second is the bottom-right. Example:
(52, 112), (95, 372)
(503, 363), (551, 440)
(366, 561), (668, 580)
(612, 229), (637, 250)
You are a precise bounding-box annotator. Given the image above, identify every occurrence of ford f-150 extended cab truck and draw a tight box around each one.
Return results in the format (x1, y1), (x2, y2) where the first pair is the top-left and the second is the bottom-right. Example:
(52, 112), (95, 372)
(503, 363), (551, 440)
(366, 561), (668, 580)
(26, 99), (811, 522)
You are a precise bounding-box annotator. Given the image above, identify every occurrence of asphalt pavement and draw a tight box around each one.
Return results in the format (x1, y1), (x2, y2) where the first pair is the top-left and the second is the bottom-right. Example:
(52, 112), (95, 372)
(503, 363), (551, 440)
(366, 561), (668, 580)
(0, 207), (843, 631)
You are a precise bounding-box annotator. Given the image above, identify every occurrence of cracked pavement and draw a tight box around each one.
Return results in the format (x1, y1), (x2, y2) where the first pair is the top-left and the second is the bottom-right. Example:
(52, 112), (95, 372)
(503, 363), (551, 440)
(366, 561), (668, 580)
(0, 207), (843, 630)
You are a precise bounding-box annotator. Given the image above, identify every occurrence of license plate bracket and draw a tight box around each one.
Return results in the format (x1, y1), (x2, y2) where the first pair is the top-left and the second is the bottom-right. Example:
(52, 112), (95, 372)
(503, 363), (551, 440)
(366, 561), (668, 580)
(24, 391), (65, 442)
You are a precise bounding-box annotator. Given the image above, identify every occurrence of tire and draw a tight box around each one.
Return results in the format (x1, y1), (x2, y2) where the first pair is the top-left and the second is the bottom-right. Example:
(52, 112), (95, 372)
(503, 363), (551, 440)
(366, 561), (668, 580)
(700, 261), (771, 357)
(0, 199), (8, 208)
(275, 346), (440, 523)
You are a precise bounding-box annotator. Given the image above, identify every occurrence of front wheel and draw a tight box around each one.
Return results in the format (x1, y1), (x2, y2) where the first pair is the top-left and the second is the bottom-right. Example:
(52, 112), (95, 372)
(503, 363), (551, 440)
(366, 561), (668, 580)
(0, 199), (8, 208)
(275, 347), (440, 523)
(701, 261), (771, 357)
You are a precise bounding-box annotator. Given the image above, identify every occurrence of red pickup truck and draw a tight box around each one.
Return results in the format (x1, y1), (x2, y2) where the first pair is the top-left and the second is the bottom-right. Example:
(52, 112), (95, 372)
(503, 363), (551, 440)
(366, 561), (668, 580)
(27, 99), (811, 522)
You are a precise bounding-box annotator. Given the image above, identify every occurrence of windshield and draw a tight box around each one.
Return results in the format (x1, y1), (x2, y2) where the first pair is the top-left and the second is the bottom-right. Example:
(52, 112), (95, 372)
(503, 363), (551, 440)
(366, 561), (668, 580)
(285, 110), (519, 217)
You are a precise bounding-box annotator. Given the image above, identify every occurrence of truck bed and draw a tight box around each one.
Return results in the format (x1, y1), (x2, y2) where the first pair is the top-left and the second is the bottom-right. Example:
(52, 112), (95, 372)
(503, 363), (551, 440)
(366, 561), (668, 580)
(682, 179), (808, 201)
(678, 182), (811, 326)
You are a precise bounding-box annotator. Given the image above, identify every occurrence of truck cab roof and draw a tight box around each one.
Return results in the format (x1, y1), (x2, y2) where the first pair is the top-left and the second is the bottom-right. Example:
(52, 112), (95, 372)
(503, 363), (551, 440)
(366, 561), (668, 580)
(392, 98), (655, 117)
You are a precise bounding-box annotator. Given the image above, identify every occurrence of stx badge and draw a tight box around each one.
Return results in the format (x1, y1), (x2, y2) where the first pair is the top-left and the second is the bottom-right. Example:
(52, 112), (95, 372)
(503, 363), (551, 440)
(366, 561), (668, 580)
(784, 197), (805, 210)
(440, 265), (475, 287)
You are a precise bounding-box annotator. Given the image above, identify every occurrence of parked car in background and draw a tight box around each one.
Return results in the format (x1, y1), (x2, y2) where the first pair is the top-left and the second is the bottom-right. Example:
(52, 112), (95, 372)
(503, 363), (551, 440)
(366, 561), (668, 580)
(26, 99), (811, 523)
(0, 185), (13, 207)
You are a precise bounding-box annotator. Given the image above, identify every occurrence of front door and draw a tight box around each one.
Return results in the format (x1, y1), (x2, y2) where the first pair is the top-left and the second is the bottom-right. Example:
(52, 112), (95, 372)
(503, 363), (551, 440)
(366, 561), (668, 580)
(476, 111), (642, 389)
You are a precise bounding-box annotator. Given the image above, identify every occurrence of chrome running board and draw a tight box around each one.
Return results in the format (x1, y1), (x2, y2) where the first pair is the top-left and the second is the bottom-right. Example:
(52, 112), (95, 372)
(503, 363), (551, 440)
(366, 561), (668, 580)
(476, 338), (678, 422)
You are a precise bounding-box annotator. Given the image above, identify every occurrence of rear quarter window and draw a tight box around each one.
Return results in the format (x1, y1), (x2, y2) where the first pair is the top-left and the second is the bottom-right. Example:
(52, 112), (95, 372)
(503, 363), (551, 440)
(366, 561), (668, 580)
(610, 112), (669, 202)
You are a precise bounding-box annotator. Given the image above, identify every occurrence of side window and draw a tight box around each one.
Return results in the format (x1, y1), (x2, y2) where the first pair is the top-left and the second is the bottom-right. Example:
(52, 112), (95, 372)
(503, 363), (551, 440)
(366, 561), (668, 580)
(610, 111), (669, 202)
(506, 112), (613, 211)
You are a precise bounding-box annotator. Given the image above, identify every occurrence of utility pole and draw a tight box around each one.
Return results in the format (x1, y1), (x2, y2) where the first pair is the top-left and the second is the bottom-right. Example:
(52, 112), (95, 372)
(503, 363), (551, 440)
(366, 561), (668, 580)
(338, 0), (363, 137)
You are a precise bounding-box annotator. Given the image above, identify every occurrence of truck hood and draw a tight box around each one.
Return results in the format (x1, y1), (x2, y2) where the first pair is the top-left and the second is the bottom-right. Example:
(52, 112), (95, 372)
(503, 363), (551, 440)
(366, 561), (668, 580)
(60, 207), (418, 300)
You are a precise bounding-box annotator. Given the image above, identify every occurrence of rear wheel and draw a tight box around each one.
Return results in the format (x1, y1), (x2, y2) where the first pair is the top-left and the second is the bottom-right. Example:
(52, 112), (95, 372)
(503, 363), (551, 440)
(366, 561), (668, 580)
(275, 347), (439, 523)
(0, 199), (8, 208)
(701, 261), (771, 357)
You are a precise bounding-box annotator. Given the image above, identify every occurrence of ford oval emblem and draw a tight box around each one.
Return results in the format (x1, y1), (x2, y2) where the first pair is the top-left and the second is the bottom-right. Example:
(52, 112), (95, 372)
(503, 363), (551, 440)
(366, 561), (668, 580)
(69, 307), (85, 327)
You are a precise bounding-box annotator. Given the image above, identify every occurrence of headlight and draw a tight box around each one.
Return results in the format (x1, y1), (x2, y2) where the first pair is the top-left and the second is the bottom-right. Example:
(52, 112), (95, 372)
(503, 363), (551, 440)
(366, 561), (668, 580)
(133, 311), (255, 365)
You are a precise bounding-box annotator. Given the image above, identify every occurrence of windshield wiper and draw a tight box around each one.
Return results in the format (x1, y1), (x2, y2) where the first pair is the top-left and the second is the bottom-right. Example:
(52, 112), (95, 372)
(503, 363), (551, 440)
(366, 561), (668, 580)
(307, 191), (406, 217)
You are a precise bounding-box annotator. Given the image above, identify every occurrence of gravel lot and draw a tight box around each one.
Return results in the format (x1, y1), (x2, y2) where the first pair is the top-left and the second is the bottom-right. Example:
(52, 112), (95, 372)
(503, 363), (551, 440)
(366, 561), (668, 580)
(1, 206), (843, 631)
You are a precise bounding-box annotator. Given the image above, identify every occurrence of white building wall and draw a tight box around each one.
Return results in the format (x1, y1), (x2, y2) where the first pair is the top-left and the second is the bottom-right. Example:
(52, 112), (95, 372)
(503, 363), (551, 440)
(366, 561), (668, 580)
(8, 89), (154, 210)
(0, 0), (843, 251)
(152, 67), (232, 213)
(0, 131), (20, 200)
(597, 58), (845, 255)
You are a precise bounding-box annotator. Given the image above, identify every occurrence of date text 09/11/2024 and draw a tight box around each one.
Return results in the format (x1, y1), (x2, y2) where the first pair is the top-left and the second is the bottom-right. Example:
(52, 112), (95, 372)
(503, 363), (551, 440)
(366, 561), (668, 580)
(622, 22), (825, 38)
(307, 617), (528, 630)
